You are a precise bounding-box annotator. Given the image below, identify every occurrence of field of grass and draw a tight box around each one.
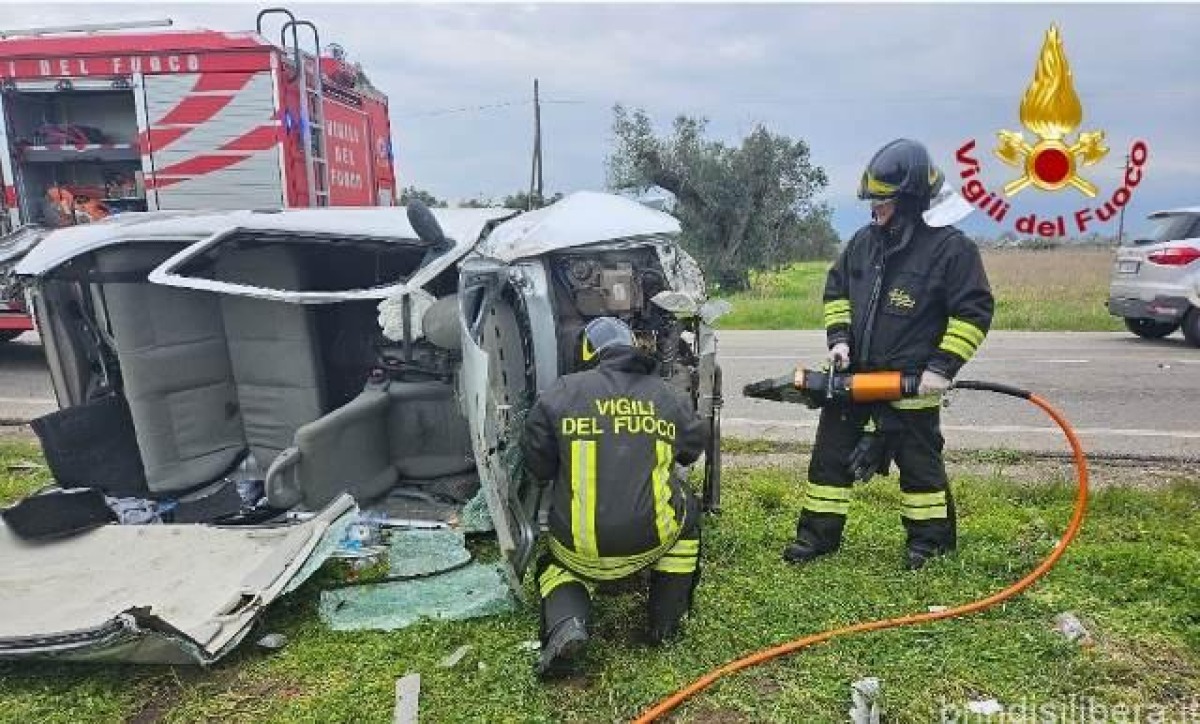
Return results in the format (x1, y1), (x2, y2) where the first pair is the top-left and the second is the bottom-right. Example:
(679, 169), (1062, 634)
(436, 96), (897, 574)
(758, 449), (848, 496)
(718, 248), (1125, 332)
(2, 439), (1197, 722)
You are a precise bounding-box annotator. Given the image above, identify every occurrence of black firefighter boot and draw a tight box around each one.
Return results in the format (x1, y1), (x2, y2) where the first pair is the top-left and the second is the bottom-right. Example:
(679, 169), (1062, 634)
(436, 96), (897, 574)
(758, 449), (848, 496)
(537, 617), (589, 678)
(536, 579), (591, 679)
(646, 566), (699, 645)
(904, 498), (958, 571)
(782, 511), (845, 565)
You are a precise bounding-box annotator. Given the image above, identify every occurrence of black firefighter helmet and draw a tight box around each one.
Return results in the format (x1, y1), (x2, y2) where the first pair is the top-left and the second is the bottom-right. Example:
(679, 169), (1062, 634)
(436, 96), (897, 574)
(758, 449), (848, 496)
(577, 316), (635, 370)
(857, 138), (944, 213)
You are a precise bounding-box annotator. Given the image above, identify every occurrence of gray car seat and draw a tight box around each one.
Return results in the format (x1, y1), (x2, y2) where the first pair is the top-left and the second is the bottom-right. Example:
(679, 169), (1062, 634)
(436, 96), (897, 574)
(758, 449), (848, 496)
(215, 246), (325, 468)
(97, 246), (244, 493)
(96, 244), (326, 494)
(265, 380), (473, 510)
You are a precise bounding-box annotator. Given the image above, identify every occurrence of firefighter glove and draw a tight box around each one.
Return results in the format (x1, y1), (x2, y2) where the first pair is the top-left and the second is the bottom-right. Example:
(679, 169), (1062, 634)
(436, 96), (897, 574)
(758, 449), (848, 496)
(918, 369), (952, 396)
(848, 431), (891, 482)
(828, 343), (851, 371)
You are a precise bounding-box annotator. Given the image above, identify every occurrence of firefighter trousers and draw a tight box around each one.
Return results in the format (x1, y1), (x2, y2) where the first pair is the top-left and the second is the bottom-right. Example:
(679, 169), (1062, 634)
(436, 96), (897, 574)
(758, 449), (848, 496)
(795, 403), (956, 554)
(536, 496), (701, 645)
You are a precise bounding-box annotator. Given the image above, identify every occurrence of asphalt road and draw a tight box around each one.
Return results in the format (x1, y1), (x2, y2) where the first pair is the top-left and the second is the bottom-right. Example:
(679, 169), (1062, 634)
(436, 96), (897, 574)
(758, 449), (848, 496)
(2, 329), (1198, 458)
(721, 329), (1200, 459)
(0, 332), (56, 424)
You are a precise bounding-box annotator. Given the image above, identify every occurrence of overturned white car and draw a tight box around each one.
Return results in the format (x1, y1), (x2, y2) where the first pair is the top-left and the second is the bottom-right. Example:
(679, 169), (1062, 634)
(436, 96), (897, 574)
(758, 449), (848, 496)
(1, 191), (724, 664)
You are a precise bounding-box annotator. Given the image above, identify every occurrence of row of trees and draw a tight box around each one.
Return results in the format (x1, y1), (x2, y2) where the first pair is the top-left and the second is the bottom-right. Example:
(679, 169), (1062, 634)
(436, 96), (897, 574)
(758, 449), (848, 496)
(971, 231), (1123, 249)
(401, 105), (840, 292)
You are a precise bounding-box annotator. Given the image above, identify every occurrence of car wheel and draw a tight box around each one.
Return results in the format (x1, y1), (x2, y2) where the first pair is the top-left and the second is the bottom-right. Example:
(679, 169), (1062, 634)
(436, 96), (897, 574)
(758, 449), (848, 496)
(0, 330), (22, 344)
(1124, 317), (1179, 340)
(1181, 309), (1200, 347)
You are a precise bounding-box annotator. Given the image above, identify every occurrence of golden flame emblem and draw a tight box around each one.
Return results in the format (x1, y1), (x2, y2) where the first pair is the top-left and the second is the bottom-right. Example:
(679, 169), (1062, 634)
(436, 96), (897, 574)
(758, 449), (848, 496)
(994, 25), (1108, 197)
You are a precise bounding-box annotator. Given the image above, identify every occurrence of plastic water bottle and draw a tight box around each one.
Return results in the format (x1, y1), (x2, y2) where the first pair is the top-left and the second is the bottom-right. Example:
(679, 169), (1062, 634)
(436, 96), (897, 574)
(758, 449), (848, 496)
(229, 454), (264, 507)
(344, 511), (387, 548)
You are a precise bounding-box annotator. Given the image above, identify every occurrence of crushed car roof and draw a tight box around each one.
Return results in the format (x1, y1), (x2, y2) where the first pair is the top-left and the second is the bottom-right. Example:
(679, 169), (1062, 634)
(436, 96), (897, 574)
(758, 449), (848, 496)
(475, 191), (682, 263)
(15, 207), (516, 277)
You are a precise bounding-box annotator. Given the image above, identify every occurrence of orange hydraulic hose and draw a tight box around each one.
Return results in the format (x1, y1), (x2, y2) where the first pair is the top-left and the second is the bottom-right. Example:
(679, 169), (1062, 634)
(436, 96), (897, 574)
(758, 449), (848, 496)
(633, 387), (1089, 723)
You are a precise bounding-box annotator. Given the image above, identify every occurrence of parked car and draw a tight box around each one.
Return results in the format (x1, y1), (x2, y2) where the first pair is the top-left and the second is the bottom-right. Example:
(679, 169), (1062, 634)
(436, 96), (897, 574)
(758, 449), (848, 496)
(1108, 206), (1200, 346)
(0, 192), (725, 664)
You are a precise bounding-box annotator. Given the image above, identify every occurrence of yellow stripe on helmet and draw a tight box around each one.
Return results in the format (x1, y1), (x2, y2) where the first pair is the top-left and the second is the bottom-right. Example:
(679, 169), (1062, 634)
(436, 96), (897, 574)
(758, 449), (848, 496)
(865, 174), (898, 197)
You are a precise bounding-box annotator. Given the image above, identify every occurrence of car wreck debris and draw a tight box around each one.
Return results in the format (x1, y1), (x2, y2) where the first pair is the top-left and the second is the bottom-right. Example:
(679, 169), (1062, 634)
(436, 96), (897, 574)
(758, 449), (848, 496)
(1, 192), (722, 663)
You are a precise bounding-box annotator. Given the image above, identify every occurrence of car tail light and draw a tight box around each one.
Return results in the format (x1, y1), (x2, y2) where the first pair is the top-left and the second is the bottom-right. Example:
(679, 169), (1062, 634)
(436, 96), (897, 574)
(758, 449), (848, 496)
(1146, 247), (1200, 266)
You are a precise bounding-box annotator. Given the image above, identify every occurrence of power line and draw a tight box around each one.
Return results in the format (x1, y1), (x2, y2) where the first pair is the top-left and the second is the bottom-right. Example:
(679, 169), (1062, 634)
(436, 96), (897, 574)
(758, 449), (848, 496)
(391, 87), (1193, 120)
(392, 100), (529, 119)
(392, 97), (587, 120)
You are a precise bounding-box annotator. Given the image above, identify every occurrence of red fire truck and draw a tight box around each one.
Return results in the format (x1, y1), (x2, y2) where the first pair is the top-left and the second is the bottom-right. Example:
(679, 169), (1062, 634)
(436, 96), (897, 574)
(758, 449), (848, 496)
(0, 11), (398, 341)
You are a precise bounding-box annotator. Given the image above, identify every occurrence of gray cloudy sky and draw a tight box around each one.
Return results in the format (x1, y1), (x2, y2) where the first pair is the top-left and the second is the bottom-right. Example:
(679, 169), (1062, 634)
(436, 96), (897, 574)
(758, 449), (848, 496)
(8, 2), (1199, 236)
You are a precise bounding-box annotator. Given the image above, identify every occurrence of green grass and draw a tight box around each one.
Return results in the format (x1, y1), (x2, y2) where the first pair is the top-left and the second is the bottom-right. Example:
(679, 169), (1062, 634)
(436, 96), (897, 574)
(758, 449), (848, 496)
(1, 440), (1197, 722)
(717, 262), (828, 330)
(717, 249), (1126, 331)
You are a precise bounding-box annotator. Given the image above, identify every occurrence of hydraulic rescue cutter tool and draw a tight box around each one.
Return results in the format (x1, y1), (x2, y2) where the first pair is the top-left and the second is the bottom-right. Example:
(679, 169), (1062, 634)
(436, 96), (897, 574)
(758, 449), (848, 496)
(744, 368), (922, 408)
(628, 369), (1092, 723)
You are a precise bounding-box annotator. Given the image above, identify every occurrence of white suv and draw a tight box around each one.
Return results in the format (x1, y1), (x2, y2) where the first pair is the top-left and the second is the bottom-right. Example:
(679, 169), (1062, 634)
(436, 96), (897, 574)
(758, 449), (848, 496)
(1109, 207), (1200, 346)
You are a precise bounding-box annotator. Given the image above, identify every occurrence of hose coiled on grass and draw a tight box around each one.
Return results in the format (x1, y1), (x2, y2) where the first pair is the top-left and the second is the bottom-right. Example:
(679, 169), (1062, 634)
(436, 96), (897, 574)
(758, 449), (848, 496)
(633, 381), (1089, 723)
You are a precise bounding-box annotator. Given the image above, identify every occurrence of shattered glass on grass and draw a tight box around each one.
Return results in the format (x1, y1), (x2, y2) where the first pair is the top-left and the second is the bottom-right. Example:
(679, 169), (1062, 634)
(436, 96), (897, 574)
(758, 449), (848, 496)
(315, 392), (534, 631)
(319, 563), (515, 631)
(385, 529), (471, 577)
(318, 527), (515, 631)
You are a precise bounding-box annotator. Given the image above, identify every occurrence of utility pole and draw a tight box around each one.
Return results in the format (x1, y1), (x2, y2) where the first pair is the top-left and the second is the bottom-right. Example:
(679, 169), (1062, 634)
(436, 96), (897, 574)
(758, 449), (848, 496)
(1116, 153), (1131, 245)
(528, 79), (543, 211)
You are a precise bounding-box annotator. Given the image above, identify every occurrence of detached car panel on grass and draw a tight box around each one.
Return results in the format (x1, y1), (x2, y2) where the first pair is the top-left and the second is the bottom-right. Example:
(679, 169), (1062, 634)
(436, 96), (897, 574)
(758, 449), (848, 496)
(1109, 206), (1200, 346)
(1, 191), (723, 663)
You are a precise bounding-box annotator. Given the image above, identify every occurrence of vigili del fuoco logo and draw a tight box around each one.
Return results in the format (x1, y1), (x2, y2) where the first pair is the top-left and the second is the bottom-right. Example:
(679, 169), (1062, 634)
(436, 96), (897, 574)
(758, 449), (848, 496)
(954, 25), (1149, 238)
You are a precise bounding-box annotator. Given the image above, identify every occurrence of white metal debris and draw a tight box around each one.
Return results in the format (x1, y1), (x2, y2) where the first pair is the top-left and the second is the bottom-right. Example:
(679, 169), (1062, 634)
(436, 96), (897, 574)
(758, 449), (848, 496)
(437, 645), (473, 669)
(848, 677), (882, 724)
(393, 673), (421, 724)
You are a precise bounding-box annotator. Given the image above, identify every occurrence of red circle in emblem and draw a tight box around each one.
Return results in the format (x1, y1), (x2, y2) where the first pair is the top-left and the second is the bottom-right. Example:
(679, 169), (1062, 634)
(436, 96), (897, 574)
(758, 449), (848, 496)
(1032, 148), (1071, 184)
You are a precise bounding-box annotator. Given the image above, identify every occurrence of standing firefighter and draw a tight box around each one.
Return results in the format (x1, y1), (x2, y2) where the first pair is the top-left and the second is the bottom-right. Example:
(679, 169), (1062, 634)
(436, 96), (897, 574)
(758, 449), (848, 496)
(784, 138), (994, 570)
(522, 317), (708, 677)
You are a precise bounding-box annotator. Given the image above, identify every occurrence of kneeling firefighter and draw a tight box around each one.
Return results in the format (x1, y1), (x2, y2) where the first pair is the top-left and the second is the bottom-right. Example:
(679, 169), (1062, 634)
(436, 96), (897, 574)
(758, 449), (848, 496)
(522, 317), (708, 677)
(784, 138), (994, 570)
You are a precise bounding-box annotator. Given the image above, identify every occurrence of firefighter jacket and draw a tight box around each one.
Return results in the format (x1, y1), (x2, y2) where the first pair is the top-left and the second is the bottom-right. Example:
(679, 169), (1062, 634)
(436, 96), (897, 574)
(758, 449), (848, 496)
(521, 346), (708, 579)
(823, 218), (994, 382)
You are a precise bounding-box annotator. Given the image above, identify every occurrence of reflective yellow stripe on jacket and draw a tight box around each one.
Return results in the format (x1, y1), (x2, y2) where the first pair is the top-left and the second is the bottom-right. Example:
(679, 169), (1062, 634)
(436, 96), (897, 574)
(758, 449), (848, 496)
(824, 298), (852, 329)
(570, 440), (599, 558)
(556, 438), (685, 581)
(939, 317), (986, 362)
(549, 536), (678, 581)
(652, 440), (678, 546)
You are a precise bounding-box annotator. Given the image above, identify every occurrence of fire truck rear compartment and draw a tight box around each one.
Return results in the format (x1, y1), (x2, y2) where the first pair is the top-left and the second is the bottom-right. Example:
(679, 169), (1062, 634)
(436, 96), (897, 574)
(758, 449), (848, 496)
(4, 87), (146, 224)
(38, 235), (476, 518)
